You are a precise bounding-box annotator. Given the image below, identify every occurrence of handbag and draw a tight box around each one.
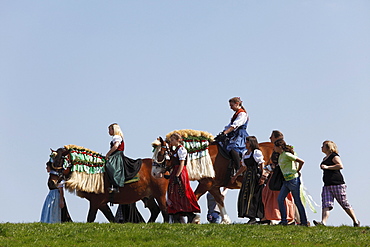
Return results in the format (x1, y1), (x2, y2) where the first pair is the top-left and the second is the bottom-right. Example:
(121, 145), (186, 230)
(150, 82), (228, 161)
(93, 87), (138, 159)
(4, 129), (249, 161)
(268, 165), (284, 191)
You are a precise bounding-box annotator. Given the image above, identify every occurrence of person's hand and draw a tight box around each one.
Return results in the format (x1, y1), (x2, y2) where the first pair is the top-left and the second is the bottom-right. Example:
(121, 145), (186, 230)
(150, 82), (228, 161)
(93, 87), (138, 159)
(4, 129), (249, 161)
(59, 200), (65, 209)
(320, 164), (327, 170)
(259, 175), (267, 185)
(105, 154), (110, 160)
(230, 176), (237, 184)
(175, 176), (181, 184)
(215, 132), (226, 142)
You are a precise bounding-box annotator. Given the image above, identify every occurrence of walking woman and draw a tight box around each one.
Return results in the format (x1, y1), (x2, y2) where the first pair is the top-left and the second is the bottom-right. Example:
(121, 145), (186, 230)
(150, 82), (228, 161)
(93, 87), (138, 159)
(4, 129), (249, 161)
(274, 139), (308, 226)
(167, 133), (200, 223)
(231, 136), (265, 224)
(40, 161), (72, 223)
(261, 130), (295, 224)
(313, 140), (360, 227)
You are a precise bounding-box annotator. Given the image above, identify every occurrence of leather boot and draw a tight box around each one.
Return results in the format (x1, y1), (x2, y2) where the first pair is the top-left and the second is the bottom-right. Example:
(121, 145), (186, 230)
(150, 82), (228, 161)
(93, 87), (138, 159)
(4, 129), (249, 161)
(230, 149), (241, 171)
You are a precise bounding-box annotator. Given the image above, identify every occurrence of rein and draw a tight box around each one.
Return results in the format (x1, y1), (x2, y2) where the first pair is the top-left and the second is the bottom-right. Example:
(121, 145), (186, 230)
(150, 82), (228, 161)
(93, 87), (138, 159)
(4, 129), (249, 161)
(153, 144), (173, 172)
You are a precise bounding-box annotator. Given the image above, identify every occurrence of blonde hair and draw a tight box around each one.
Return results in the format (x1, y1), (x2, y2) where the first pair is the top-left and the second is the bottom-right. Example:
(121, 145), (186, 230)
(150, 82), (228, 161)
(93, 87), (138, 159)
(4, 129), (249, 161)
(109, 123), (124, 138)
(323, 140), (338, 154)
(170, 132), (183, 144)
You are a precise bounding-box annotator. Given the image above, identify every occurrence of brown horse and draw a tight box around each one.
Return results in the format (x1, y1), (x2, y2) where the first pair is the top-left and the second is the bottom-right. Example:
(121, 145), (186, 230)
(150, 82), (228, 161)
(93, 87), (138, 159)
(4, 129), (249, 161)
(153, 139), (273, 223)
(51, 147), (169, 223)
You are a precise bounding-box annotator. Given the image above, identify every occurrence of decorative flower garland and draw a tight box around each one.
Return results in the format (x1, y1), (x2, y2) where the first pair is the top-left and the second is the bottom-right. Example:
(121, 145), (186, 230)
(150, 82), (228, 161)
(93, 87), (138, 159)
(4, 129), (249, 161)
(165, 129), (214, 142)
(64, 145), (106, 174)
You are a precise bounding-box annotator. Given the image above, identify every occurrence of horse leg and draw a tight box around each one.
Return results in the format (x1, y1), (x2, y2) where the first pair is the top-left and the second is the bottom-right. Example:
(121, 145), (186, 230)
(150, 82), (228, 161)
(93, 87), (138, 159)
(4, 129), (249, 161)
(144, 197), (160, 223)
(156, 195), (169, 223)
(209, 187), (231, 224)
(193, 178), (213, 200)
(87, 201), (99, 223)
(99, 203), (115, 222)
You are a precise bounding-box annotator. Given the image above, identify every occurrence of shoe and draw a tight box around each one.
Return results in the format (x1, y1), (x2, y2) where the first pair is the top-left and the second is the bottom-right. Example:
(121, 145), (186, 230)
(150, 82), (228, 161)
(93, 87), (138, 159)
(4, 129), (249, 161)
(354, 220), (360, 227)
(313, 220), (325, 226)
(258, 220), (271, 225)
(187, 213), (196, 224)
(278, 221), (288, 226)
(247, 218), (257, 225)
(298, 223), (309, 227)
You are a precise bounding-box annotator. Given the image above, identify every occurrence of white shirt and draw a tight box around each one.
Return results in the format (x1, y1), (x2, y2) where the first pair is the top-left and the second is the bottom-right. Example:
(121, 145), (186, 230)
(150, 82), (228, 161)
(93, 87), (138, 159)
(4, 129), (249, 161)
(241, 149), (265, 166)
(177, 146), (188, 161)
(112, 135), (123, 143)
(224, 111), (248, 130)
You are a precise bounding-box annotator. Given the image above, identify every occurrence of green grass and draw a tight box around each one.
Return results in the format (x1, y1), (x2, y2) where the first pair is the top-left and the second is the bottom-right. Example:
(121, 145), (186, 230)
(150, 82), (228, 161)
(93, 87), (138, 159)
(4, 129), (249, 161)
(0, 223), (369, 246)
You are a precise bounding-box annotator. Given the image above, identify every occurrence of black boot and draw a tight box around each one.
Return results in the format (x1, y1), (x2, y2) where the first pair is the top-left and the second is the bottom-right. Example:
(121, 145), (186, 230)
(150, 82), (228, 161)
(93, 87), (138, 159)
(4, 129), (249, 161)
(172, 213), (182, 223)
(230, 149), (241, 171)
(186, 213), (196, 223)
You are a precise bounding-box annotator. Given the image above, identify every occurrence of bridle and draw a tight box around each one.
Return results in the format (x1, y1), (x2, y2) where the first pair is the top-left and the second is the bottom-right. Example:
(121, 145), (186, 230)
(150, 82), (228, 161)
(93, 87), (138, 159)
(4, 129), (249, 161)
(152, 141), (173, 172)
(49, 148), (72, 179)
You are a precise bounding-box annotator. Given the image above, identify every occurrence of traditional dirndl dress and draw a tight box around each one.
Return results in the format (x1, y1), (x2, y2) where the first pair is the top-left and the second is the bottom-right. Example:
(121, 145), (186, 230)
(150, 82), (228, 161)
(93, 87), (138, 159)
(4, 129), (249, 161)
(105, 136), (126, 187)
(237, 150), (264, 219)
(167, 146), (200, 215)
(224, 108), (249, 154)
(40, 179), (62, 223)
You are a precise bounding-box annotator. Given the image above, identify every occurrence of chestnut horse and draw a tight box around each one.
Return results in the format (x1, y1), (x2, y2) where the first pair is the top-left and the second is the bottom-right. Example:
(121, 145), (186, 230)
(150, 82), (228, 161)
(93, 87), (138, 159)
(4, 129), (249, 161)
(51, 147), (169, 223)
(153, 139), (273, 223)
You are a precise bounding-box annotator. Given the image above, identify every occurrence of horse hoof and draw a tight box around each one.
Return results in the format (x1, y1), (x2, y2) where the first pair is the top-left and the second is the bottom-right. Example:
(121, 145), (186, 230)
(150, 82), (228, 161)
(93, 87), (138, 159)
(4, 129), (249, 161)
(220, 215), (232, 224)
(193, 214), (201, 224)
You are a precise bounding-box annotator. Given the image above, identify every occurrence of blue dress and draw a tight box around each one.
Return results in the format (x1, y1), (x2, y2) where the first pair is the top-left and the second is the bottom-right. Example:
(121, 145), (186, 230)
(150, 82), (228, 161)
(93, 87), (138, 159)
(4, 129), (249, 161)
(225, 120), (249, 154)
(40, 189), (61, 223)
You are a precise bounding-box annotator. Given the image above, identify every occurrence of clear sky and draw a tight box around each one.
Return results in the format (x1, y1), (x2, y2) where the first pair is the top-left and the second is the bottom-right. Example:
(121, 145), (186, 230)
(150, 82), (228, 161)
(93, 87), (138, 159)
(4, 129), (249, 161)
(1, 1), (369, 226)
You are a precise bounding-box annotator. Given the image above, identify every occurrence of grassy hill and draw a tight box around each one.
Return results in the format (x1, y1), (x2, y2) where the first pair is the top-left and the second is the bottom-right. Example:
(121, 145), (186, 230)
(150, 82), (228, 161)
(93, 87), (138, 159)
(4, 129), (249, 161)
(0, 223), (369, 246)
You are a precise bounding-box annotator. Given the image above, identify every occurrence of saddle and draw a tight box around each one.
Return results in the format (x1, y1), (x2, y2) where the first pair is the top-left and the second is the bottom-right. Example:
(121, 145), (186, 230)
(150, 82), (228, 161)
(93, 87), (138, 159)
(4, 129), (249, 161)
(213, 142), (240, 186)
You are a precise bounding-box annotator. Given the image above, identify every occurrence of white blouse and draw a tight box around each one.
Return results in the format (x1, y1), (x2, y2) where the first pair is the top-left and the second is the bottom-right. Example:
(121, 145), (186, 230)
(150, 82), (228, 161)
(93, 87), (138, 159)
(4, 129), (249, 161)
(224, 111), (249, 130)
(112, 135), (123, 143)
(176, 146), (188, 161)
(241, 149), (265, 166)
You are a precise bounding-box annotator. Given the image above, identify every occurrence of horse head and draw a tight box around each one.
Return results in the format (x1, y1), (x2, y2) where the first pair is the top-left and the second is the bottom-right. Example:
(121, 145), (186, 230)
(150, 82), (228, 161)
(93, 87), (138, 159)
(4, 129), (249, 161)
(49, 147), (71, 177)
(151, 137), (171, 178)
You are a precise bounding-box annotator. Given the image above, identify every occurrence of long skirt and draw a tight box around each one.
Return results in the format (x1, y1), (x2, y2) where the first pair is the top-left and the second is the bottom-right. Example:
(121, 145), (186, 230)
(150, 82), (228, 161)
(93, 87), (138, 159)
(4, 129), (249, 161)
(114, 203), (145, 223)
(237, 167), (264, 219)
(167, 165), (200, 215)
(262, 175), (295, 222)
(225, 126), (248, 153)
(106, 151), (125, 187)
(40, 189), (61, 223)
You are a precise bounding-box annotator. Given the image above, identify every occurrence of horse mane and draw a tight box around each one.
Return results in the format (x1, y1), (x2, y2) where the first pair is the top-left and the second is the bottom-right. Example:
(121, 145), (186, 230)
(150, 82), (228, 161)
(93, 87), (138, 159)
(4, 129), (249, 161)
(63, 144), (106, 195)
(166, 129), (215, 181)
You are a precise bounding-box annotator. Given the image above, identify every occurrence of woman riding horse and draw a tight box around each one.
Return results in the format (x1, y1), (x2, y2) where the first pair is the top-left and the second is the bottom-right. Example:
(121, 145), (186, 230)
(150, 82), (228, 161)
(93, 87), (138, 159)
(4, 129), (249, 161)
(215, 97), (249, 172)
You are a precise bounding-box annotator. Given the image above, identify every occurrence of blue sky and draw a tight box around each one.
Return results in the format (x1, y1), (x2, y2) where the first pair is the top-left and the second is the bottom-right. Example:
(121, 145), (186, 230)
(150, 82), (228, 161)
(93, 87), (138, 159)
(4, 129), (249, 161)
(1, 1), (369, 226)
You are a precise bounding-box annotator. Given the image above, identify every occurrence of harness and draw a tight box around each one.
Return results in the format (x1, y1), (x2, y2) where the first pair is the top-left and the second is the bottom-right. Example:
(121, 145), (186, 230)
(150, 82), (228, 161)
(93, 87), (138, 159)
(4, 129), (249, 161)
(152, 144), (173, 172)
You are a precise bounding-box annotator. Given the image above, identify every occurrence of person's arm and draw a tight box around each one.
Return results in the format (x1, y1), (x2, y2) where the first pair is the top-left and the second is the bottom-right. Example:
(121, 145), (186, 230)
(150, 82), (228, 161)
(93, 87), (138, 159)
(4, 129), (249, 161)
(176, 160), (185, 177)
(106, 141), (120, 159)
(230, 165), (247, 184)
(223, 112), (248, 134)
(231, 154), (247, 183)
(295, 157), (305, 176)
(259, 163), (268, 185)
(59, 185), (65, 208)
(320, 156), (343, 170)
(252, 150), (267, 184)
(223, 126), (235, 135)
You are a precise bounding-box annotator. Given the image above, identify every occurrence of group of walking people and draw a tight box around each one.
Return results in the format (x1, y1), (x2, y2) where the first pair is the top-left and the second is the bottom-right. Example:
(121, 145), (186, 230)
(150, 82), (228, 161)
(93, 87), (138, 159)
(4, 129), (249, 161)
(41, 96), (360, 227)
(216, 96), (360, 227)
